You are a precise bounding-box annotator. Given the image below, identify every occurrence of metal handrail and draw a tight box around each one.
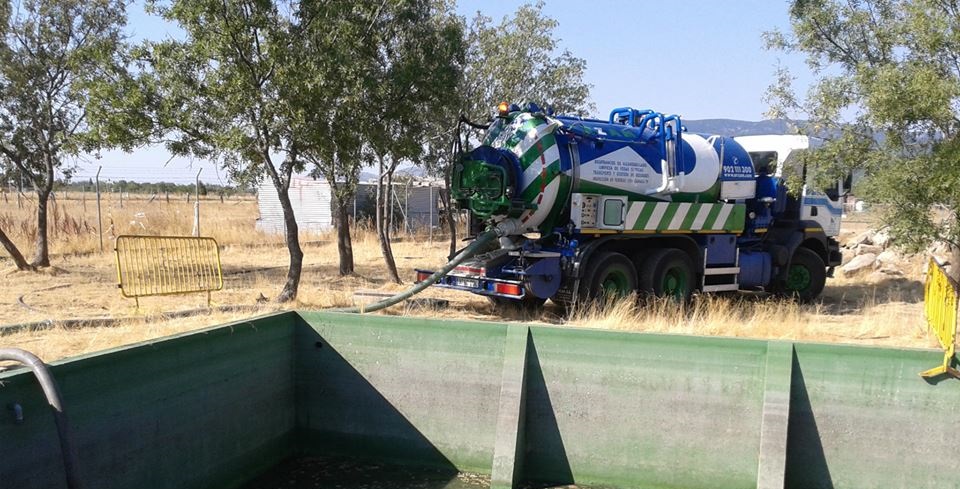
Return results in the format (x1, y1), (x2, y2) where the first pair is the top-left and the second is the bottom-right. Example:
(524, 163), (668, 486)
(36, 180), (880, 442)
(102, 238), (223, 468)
(0, 348), (82, 488)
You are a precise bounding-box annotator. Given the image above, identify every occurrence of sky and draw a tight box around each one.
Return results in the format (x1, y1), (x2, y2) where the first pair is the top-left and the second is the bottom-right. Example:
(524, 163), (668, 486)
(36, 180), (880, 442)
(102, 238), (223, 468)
(66, 0), (811, 185)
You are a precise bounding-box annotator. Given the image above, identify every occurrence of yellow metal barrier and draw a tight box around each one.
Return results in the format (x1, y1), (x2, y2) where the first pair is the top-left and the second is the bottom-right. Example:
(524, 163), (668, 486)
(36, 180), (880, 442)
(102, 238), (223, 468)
(114, 235), (223, 308)
(921, 257), (960, 378)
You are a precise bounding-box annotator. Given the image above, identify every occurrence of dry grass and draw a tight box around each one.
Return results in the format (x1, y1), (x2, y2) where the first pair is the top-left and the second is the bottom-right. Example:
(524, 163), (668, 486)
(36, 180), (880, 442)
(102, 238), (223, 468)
(0, 194), (936, 362)
(0, 309), (275, 369)
(0, 191), (279, 256)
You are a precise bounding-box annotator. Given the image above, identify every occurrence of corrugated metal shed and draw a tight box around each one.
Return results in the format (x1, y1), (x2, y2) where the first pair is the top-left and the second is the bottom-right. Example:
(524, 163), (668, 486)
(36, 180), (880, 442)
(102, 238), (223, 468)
(256, 177), (441, 235)
(256, 177), (333, 234)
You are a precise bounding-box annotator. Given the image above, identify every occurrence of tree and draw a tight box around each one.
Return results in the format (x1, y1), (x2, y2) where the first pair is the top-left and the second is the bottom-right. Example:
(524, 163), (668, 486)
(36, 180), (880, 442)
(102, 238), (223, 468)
(765, 0), (960, 279)
(434, 2), (593, 255)
(364, 2), (464, 284)
(0, 0), (127, 267)
(94, 0), (325, 302)
(295, 0), (461, 278)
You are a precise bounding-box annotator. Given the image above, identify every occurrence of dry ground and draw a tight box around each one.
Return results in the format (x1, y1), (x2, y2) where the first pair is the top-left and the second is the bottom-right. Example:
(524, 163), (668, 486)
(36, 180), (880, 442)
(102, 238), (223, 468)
(0, 192), (935, 363)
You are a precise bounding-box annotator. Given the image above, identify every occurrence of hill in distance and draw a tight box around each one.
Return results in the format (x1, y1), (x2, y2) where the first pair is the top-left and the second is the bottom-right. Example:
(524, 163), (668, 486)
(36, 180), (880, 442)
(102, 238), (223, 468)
(683, 118), (798, 136)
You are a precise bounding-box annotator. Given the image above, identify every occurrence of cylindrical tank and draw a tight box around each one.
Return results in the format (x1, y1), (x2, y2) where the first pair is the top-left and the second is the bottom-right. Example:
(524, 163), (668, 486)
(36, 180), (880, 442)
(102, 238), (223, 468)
(452, 107), (756, 234)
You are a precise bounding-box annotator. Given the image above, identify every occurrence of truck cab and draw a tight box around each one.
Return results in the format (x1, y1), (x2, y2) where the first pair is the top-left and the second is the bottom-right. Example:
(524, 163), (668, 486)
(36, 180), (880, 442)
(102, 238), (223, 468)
(735, 135), (844, 237)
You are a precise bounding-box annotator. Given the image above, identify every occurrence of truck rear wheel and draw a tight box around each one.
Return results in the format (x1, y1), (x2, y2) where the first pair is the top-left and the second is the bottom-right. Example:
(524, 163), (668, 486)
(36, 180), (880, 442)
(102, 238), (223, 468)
(637, 249), (695, 302)
(582, 251), (637, 300)
(779, 247), (826, 303)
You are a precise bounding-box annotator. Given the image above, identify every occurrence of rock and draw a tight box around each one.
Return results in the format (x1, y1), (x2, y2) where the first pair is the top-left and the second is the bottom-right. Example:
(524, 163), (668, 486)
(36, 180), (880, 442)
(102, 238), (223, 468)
(928, 241), (950, 255)
(851, 232), (873, 247)
(872, 229), (891, 248)
(855, 244), (883, 256)
(842, 253), (877, 275)
(876, 250), (900, 265)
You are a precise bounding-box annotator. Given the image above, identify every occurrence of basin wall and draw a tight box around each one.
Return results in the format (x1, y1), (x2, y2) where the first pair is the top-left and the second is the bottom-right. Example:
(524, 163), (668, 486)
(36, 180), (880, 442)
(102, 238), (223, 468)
(1, 311), (958, 489)
(0, 312), (298, 489)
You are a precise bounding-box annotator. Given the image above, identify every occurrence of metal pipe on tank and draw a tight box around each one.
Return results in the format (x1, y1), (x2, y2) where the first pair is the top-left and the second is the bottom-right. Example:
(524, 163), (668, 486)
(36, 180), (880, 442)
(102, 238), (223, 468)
(0, 348), (82, 489)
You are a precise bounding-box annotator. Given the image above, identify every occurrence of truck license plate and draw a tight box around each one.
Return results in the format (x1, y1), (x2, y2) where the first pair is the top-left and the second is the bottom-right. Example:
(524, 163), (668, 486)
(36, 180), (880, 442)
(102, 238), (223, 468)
(455, 277), (479, 288)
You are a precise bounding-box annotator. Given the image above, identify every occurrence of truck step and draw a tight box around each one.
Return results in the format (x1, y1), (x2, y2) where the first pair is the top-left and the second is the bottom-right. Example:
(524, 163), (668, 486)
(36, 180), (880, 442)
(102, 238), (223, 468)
(702, 284), (741, 292)
(703, 267), (740, 275)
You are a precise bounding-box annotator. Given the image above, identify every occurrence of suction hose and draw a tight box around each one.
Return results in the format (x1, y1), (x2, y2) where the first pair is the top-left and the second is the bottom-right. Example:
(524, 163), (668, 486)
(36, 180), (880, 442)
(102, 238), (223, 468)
(335, 219), (522, 314)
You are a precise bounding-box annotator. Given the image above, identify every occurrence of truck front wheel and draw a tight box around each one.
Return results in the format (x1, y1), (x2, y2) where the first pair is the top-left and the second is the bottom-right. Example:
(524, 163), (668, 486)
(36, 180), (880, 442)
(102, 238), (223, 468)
(778, 247), (826, 303)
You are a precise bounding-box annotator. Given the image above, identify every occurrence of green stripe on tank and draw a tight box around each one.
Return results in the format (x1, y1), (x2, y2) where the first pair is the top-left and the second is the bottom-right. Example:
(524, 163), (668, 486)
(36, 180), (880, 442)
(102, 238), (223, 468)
(519, 133), (557, 170)
(723, 204), (746, 231)
(502, 119), (542, 150)
(680, 203), (702, 230)
(520, 159), (561, 203)
(656, 204), (680, 230)
(701, 204), (724, 230)
(632, 202), (658, 230)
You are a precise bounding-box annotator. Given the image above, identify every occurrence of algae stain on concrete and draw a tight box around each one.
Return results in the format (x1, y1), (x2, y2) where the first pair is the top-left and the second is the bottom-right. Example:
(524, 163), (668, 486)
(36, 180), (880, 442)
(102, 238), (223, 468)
(239, 457), (601, 489)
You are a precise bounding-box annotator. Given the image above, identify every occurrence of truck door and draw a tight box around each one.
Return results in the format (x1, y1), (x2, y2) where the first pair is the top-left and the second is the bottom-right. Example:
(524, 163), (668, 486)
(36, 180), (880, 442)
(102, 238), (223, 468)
(800, 184), (843, 237)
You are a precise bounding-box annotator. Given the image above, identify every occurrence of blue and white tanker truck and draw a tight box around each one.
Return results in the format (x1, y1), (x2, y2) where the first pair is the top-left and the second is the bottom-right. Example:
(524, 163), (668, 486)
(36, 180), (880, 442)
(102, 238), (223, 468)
(417, 104), (843, 309)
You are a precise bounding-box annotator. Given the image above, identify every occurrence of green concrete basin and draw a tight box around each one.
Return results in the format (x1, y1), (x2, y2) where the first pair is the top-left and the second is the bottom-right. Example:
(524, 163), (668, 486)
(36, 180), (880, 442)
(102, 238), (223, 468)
(1, 311), (958, 489)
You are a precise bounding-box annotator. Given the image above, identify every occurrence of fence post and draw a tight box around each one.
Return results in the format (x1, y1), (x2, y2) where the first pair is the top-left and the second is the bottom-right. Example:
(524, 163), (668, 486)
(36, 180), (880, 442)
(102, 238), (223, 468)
(96, 167), (103, 253)
(193, 168), (202, 237)
(429, 186), (434, 243)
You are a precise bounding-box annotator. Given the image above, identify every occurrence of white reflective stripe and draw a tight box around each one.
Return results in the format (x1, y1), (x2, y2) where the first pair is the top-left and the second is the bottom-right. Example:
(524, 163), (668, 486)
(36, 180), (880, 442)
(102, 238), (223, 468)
(624, 202), (645, 227)
(513, 117), (558, 157)
(519, 177), (561, 231)
(519, 144), (560, 192)
(691, 204), (713, 230)
(713, 204), (733, 230)
(645, 203), (668, 230)
(668, 203), (691, 229)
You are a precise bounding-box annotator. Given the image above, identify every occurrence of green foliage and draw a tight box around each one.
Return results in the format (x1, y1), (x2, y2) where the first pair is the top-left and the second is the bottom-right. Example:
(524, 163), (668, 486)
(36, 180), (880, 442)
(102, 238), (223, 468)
(98, 0), (308, 191)
(420, 1), (593, 180)
(767, 0), (960, 253)
(461, 1), (592, 123)
(363, 1), (464, 171)
(294, 0), (464, 203)
(0, 0), (128, 186)
(54, 178), (251, 196)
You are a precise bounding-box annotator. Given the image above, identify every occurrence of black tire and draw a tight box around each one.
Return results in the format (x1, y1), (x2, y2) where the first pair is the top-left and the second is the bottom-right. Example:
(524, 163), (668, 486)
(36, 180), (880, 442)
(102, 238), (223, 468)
(636, 249), (696, 302)
(778, 247), (826, 303)
(581, 251), (638, 300)
(488, 294), (547, 312)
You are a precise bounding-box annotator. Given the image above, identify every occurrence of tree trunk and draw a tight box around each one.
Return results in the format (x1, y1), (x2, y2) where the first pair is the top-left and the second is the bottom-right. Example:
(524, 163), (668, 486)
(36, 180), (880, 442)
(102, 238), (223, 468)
(275, 186), (303, 303)
(335, 197), (355, 276)
(0, 226), (34, 271)
(376, 156), (401, 284)
(32, 189), (51, 267)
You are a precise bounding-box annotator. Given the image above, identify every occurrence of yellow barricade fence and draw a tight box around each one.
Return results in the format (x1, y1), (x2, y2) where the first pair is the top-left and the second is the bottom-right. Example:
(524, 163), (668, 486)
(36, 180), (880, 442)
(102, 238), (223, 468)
(921, 257), (960, 378)
(114, 235), (223, 308)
